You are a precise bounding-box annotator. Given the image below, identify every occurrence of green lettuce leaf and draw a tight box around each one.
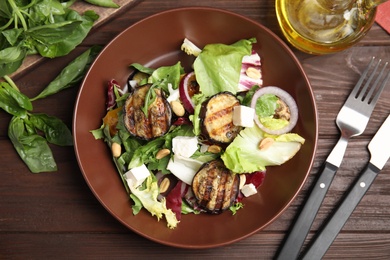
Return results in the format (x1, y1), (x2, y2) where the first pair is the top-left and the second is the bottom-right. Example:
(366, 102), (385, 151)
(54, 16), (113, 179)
(221, 125), (304, 173)
(128, 175), (179, 229)
(193, 38), (256, 97)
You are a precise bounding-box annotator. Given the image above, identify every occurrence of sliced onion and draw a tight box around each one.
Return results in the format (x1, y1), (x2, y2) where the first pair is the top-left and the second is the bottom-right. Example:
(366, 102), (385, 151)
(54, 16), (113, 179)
(179, 71), (197, 114)
(250, 86), (298, 135)
(238, 50), (263, 92)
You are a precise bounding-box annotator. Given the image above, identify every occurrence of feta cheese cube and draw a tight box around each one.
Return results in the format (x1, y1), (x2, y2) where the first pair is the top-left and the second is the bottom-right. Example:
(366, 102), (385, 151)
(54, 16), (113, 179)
(233, 106), (255, 127)
(172, 136), (199, 158)
(124, 164), (151, 188)
(241, 183), (258, 197)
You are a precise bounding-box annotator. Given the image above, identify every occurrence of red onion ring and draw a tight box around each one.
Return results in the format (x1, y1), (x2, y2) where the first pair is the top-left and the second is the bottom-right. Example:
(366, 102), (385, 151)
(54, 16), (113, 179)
(250, 86), (298, 135)
(179, 71), (196, 114)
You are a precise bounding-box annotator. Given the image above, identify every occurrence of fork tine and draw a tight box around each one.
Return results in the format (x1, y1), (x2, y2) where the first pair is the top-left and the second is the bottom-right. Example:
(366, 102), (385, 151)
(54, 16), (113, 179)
(350, 57), (376, 98)
(369, 62), (390, 105)
(356, 58), (381, 100)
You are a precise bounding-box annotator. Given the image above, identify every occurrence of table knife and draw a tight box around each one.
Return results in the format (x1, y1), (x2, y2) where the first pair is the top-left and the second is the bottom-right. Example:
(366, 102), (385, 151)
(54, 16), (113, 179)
(301, 114), (390, 259)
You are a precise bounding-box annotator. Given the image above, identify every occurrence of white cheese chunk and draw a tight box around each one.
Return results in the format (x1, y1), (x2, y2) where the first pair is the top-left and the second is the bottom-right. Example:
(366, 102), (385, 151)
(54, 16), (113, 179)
(124, 164), (151, 188)
(172, 136), (199, 158)
(233, 105), (255, 127)
(167, 83), (180, 102)
(167, 154), (203, 185)
(241, 183), (258, 197)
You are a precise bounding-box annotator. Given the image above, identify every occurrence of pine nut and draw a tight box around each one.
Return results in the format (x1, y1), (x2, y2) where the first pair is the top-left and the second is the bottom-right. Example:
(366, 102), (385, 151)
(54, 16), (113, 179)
(170, 100), (185, 116)
(111, 142), (121, 158)
(258, 137), (274, 150)
(156, 148), (170, 159)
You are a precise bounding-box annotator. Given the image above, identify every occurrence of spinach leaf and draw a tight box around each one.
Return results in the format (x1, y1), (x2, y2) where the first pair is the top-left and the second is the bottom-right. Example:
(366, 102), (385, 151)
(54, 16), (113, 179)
(8, 116), (57, 173)
(31, 45), (102, 100)
(30, 113), (73, 146)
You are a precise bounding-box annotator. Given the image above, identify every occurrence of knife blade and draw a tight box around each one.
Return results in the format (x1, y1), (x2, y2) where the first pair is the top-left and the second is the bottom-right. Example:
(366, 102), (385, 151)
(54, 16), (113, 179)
(301, 114), (390, 259)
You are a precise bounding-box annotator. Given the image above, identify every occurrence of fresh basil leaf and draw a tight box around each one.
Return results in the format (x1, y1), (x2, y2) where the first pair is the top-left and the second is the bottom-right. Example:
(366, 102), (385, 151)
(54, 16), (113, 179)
(27, 20), (83, 45)
(0, 87), (27, 117)
(0, 46), (26, 63)
(0, 82), (33, 110)
(84, 0), (120, 8)
(32, 9), (98, 58)
(31, 45), (102, 100)
(8, 116), (57, 173)
(0, 1), (12, 19)
(0, 46), (27, 77)
(60, 0), (77, 9)
(29, 113), (73, 146)
(29, 0), (66, 24)
(2, 28), (24, 46)
(0, 82), (32, 116)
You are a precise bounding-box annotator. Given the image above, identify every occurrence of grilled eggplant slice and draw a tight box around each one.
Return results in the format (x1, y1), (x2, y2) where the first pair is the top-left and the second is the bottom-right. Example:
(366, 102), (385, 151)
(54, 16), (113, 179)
(192, 159), (240, 214)
(123, 84), (172, 140)
(200, 92), (242, 144)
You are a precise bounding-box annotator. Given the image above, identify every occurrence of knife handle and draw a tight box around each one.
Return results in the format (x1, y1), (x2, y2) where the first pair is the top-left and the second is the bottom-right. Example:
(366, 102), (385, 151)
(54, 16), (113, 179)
(275, 162), (338, 260)
(301, 163), (379, 259)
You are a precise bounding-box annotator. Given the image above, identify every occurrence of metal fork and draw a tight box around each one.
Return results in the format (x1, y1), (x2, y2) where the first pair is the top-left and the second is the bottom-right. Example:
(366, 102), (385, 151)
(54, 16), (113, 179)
(275, 57), (390, 260)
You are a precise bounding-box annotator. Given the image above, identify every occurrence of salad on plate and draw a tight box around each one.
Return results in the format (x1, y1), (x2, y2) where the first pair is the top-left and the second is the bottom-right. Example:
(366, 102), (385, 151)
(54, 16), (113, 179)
(91, 38), (305, 229)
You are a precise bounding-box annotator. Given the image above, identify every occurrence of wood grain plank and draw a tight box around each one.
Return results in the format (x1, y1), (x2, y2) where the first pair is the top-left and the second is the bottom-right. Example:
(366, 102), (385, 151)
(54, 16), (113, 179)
(1, 233), (389, 259)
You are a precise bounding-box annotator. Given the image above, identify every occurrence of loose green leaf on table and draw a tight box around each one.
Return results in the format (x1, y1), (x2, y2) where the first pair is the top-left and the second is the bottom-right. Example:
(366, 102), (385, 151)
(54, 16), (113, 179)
(8, 116), (58, 173)
(31, 45), (102, 101)
(0, 82), (32, 117)
(30, 113), (73, 146)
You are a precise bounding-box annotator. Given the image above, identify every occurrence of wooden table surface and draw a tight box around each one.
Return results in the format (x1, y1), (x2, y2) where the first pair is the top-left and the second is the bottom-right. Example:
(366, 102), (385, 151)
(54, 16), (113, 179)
(1, 0), (390, 259)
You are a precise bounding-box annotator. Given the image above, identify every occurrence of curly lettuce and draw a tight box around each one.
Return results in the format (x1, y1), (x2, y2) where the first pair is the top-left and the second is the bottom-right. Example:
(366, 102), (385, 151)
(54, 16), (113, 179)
(129, 175), (179, 229)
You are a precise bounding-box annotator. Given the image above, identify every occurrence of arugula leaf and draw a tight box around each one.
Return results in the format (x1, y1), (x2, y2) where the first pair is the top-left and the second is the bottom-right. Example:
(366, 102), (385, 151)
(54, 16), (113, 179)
(128, 125), (194, 171)
(129, 63), (155, 75)
(8, 116), (57, 173)
(29, 113), (73, 146)
(149, 62), (183, 91)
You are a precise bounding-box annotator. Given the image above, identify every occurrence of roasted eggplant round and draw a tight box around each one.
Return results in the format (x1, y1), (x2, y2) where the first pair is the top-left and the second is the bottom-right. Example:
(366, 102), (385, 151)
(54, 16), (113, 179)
(200, 92), (242, 144)
(123, 84), (172, 140)
(192, 159), (240, 214)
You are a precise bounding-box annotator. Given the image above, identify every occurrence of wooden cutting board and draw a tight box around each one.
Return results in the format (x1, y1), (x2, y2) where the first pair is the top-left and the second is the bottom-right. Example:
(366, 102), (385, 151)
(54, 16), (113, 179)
(11, 0), (140, 78)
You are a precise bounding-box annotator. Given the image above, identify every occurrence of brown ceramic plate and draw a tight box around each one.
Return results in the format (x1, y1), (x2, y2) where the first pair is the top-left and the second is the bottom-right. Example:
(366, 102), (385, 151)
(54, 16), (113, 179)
(73, 7), (318, 249)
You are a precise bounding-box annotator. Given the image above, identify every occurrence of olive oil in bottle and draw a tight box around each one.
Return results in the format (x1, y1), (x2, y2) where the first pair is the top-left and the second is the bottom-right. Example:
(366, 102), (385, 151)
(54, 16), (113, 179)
(275, 0), (385, 54)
